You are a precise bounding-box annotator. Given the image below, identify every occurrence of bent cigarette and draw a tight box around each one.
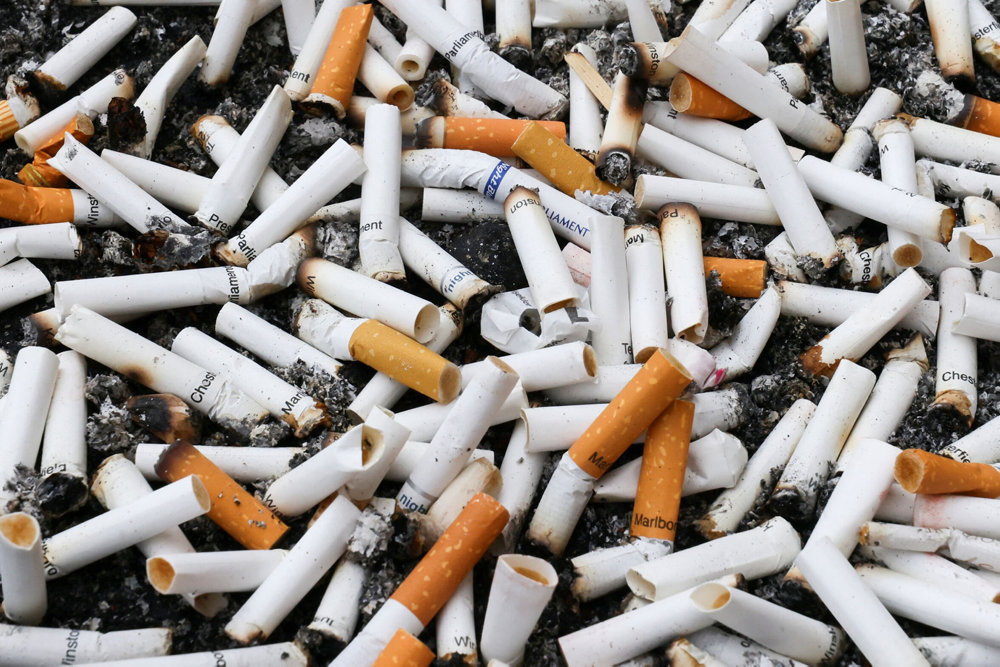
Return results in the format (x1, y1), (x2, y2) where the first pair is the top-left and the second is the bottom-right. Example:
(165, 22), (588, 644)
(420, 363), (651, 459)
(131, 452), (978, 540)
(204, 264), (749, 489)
(147, 549), (286, 595)
(0, 625), (172, 666)
(636, 123), (760, 188)
(415, 116), (566, 157)
(434, 571), (476, 663)
(669, 74), (752, 121)
(570, 540), (672, 602)
(155, 442), (288, 549)
(0, 222), (80, 270)
(19, 113), (94, 188)
(393, 385), (527, 443)
(0, 513), (46, 626)
(595, 72), (646, 186)
(302, 4), (373, 118)
(197, 0), (254, 86)
(374, 629), (434, 667)
(511, 121), (618, 196)
(659, 204), (709, 343)
(461, 341), (597, 393)
(0, 75), (40, 144)
(895, 448), (1000, 497)
(480, 555), (557, 665)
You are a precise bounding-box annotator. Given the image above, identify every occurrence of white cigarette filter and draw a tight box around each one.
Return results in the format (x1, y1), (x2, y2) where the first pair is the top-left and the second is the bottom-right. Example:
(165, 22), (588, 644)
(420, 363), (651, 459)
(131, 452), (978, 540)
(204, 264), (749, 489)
(359, 103), (404, 281)
(707, 286), (781, 387)
(863, 546), (1000, 603)
(505, 187), (579, 313)
(744, 118), (839, 270)
(627, 516), (801, 601)
(43, 475), (210, 579)
(215, 302), (342, 378)
(170, 328), (326, 437)
(635, 175), (781, 226)
(698, 398), (815, 538)
(225, 494), (361, 644)
(914, 494), (1000, 539)
(420, 187), (505, 223)
(0, 346), (57, 502)
(625, 224), (669, 362)
(31, 7), (136, 93)
(935, 267), (978, 423)
(298, 257), (439, 343)
(801, 269), (932, 376)
(658, 204), (708, 343)
(263, 424), (382, 516)
(0, 625), (172, 666)
(0, 223), (81, 268)
(284, 0), (354, 100)
(857, 564), (1000, 647)
(825, 0), (869, 95)
(689, 583), (845, 664)
(0, 513), (46, 626)
(397, 357), (519, 512)
(54, 305), (269, 436)
(796, 537), (930, 667)
(398, 219), (495, 309)
(147, 549), (287, 595)
(381, 0), (566, 118)
(135, 444), (301, 483)
(480, 554), (558, 665)
(770, 360), (876, 520)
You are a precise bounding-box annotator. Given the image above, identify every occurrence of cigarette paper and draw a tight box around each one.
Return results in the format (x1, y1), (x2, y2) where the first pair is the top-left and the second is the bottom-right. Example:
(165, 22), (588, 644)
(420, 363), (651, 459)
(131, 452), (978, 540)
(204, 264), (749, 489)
(416, 117), (566, 157)
(263, 424), (381, 516)
(497, 0), (534, 58)
(443, 0), (485, 97)
(635, 175), (780, 225)
(914, 493), (1000, 538)
(595, 73), (645, 186)
(0, 625), (172, 666)
(309, 558), (365, 641)
(331, 493), (508, 665)
(385, 442), (494, 484)
(147, 549), (286, 596)
(771, 360), (876, 519)
(912, 637), (1000, 666)
(571, 539), (673, 603)
(375, 629), (434, 667)
(859, 521), (952, 552)
(624, 225), (668, 362)
(194, 86), (293, 234)
(0, 347), (58, 501)
(0, 222), (80, 268)
(873, 117), (924, 267)
(481, 555), (558, 664)
(895, 448), (1000, 496)
(935, 267), (978, 423)
(37, 350), (88, 514)
(0, 75), (39, 144)
(952, 292), (1000, 343)
(225, 494), (361, 643)
(421, 457), (502, 547)
(392, 384), (527, 442)
(707, 286), (781, 387)
(19, 113), (94, 189)
(641, 101), (755, 169)
(970, 0), (1000, 72)
(284, 0), (354, 101)
(566, 44), (603, 156)
(359, 104), (404, 281)
(281, 0), (312, 56)
(678, 628), (805, 667)
(136, 444), (301, 483)
(398, 219), (495, 309)
(698, 398), (815, 538)
(926, 0), (976, 84)
(0, 513), (46, 625)
(435, 572), (476, 662)
(721, 0), (798, 41)
(397, 357), (519, 512)
(587, 214), (632, 364)
(494, 422), (546, 553)
(43, 475), (209, 579)
(946, 531), (1000, 571)
(533, 0), (630, 28)
(922, 158), (1000, 203)
(98, 149), (207, 213)
(197, 0), (254, 86)
(658, 204), (709, 343)
(420, 187), (504, 223)
(864, 545), (1000, 602)
(77, 643), (310, 666)
(744, 118), (839, 269)
(826, 0), (869, 95)
(427, 78), (505, 120)
(505, 187), (579, 313)
(900, 111), (1000, 169)
(461, 342), (597, 393)
(511, 121), (617, 196)
(635, 123), (760, 188)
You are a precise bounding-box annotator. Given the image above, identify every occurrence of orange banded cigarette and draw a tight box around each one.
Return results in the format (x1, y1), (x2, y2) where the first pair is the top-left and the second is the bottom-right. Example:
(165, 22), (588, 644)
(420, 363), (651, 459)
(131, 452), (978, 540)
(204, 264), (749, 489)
(390, 492), (508, 626)
(568, 348), (692, 479)
(414, 116), (567, 157)
(703, 256), (768, 298)
(669, 73), (753, 121)
(373, 628), (434, 667)
(949, 93), (1000, 138)
(348, 319), (460, 404)
(511, 121), (619, 196)
(0, 179), (75, 224)
(0, 101), (20, 143)
(631, 399), (695, 542)
(894, 448), (1000, 498)
(304, 4), (373, 119)
(19, 113), (95, 188)
(155, 441), (289, 550)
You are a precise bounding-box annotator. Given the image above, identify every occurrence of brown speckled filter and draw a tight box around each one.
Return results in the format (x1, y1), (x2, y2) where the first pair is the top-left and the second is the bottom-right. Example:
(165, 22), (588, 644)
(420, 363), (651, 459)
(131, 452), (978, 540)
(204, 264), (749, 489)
(631, 399), (695, 542)
(373, 628), (435, 667)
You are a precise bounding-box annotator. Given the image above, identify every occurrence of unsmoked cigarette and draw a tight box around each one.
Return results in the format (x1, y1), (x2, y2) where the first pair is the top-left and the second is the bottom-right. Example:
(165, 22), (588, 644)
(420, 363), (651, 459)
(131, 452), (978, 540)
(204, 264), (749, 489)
(415, 116), (566, 156)
(390, 493), (508, 625)
(154, 441), (288, 550)
(894, 448), (1000, 497)
(702, 256), (767, 298)
(631, 400), (695, 543)
(374, 628), (434, 667)
(669, 73), (753, 121)
(303, 4), (373, 118)
(568, 349), (692, 478)
(511, 121), (618, 196)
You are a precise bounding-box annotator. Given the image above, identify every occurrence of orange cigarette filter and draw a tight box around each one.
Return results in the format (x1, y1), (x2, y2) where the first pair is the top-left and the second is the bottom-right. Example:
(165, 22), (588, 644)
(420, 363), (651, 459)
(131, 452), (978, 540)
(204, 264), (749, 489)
(0, 101), (19, 143)
(949, 93), (1000, 138)
(631, 399), (695, 542)
(348, 319), (461, 404)
(0, 179), (75, 224)
(511, 121), (619, 196)
(669, 73), (753, 121)
(19, 113), (94, 188)
(703, 256), (768, 298)
(373, 628), (435, 667)
(568, 349), (693, 479)
(390, 492), (508, 626)
(154, 441), (289, 549)
(894, 448), (1000, 498)
(304, 4), (373, 119)
(415, 116), (567, 157)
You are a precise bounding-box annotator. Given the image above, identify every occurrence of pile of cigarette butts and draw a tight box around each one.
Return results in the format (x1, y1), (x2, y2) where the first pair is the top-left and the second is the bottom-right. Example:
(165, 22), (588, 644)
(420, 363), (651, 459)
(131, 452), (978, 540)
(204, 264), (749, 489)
(6, 0), (1000, 664)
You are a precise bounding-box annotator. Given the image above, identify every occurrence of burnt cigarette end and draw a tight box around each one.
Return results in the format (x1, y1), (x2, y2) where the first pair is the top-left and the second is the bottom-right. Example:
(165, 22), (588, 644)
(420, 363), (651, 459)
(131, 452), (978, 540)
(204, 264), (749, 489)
(427, 78), (452, 116)
(107, 96), (147, 148)
(618, 44), (643, 78)
(500, 45), (532, 71)
(625, 77), (648, 113)
(29, 69), (66, 102)
(792, 27), (817, 58)
(36, 471), (89, 517)
(153, 440), (197, 480)
(768, 487), (814, 525)
(800, 343), (838, 377)
(412, 117), (439, 149)
(27, 311), (60, 347)
(128, 393), (202, 444)
(939, 208), (956, 244)
(595, 150), (632, 187)
(931, 390), (975, 427)
(949, 93), (979, 129)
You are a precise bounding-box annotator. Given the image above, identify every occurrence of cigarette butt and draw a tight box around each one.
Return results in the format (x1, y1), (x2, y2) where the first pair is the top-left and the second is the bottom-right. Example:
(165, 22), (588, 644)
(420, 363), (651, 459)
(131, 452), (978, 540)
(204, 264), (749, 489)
(894, 448), (1000, 497)
(670, 74), (753, 121)
(0, 101), (20, 143)
(0, 179), (75, 224)
(390, 492), (508, 625)
(414, 116), (567, 157)
(702, 256), (768, 298)
(568, 348), (692, 479)
(374, 628), (435, 667)
(126, 393), (201, 444)
(19, 113), (94, 188)
(511, 121), (619, 196)
(631, 399), (695, 542)
(155, 441), (289, 550)
(303, 4), (373, 119)
(950, 93), (1000, 138)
